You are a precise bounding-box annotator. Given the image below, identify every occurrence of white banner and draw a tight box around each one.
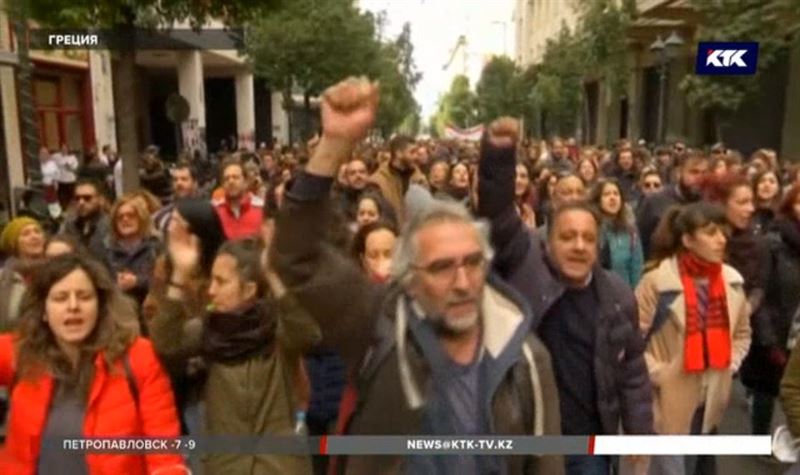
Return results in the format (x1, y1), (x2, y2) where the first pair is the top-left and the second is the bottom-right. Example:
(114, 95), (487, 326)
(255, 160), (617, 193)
(443, 124), (484, 141)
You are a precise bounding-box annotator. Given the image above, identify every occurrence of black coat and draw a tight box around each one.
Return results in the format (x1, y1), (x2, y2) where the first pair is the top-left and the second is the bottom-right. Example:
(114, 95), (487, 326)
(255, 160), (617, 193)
(478, 139), (654, 436)
(636, 185), (693, 259)
(742, 218), (800, 395)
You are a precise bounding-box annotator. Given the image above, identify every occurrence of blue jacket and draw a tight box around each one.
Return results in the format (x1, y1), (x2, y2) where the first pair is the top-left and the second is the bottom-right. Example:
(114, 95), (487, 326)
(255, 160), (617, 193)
(600, 222), (644, 288)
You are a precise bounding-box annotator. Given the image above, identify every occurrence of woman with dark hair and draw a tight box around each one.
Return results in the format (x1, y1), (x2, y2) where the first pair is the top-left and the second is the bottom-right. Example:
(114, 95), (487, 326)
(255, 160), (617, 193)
(354, 193), (394, 232)
(636, 203), (751, 474)
(589, 179), (644, 287)
(350, 221), (398, 284)
(514, 162), (537, 229)
(0, 254), (185, 474)
(427, 160), (450, 195)
(534, 166), (557, 228)
(610, 148), (641, 207)
(752, 170), (782, 235)
(170, 199), (227, 280)
(151, 238), (319, 474)
(762, 185), (800, 440)
(576, 157), (599, 188)
(704, 173), (778, 436)
(441, 161), (471, 206)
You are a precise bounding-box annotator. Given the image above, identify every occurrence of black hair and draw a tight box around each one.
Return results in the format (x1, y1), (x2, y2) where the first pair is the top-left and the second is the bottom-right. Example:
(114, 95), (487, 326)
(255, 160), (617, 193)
(75, 177), (107, 196)
(389, 135), (415, 160)
(215, 238), (267, 297)
(174, 199), (226, 273)
(350, 220), (399, 262)
(650, 202), (728, 263)
(173, 161), (198, 181)
(588, 179), (634, 233)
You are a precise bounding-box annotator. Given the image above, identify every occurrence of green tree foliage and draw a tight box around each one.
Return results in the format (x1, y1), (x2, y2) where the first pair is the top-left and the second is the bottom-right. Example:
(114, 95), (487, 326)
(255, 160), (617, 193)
(680, 0), (799, 137)
(433, 75), (479, 135)
(22, 0), (280, 193)
(532, 25), (584, 136)
(575, 0), (635, 95)
(246, 0), (381, 139)
(247, 2), (420, 140)
(476, 55), (523, 122)
(374, 23), (422, 138)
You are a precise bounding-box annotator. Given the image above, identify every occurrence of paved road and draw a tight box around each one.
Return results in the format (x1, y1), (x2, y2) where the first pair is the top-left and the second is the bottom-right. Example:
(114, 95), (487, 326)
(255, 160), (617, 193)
(717, 380), (791, 475)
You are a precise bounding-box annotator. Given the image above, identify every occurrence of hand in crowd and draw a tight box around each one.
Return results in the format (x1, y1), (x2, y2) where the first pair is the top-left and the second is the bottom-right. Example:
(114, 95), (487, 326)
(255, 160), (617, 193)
(320, 77), (379, 143)
(487, 117), (520, 149)
(116, 271), (137, 291)
(167, 228), (200, 283)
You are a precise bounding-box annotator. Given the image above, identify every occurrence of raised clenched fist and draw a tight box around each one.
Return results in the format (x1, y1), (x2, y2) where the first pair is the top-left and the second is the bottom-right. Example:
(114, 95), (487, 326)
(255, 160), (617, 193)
(488, 117), (520, 148)
(321, 77), (380, 142)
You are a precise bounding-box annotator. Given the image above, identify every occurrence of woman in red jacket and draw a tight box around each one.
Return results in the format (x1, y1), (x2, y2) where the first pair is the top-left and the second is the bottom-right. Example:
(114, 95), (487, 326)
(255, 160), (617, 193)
(0, 253), (187, 475)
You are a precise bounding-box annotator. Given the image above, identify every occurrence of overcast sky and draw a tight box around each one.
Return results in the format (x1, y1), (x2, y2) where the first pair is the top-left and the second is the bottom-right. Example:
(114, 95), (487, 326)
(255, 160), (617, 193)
(359, 0), (515, 120)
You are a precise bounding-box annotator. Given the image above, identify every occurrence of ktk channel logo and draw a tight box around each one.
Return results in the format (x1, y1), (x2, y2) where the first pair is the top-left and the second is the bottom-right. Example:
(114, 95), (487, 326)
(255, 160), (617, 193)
(695, 42), (759, 75)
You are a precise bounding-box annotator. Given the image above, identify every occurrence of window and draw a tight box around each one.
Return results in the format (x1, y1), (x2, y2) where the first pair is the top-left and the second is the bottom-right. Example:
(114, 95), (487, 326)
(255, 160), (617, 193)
(33, 72), (86, 153)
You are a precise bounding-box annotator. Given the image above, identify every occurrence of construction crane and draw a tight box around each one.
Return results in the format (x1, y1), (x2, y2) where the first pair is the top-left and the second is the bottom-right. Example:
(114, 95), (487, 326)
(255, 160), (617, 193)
(442, 34), (468, 76)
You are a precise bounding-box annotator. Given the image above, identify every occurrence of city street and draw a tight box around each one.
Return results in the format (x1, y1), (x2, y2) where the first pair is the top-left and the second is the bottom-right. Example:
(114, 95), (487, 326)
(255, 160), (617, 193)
(720, 381), (788, 475)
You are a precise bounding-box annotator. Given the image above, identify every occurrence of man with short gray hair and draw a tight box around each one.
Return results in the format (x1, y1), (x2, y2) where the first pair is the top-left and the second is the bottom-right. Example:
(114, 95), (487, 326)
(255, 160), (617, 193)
(273, 77), (562, 475)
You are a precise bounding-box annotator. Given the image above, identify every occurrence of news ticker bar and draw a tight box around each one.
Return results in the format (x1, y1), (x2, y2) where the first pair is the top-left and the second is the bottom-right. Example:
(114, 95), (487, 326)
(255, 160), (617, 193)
(44, 436), (773, 456)
(28, 29), (244, 50)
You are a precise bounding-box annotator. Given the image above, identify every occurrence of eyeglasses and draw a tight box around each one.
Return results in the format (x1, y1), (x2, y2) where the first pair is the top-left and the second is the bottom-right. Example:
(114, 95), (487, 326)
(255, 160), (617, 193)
(411, 251), (486, 282)
(75, 195), (95, 202)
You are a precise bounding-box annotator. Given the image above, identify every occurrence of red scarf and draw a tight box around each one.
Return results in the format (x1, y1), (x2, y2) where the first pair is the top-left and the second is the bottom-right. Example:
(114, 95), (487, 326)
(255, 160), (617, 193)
(678, 252), (731, 373)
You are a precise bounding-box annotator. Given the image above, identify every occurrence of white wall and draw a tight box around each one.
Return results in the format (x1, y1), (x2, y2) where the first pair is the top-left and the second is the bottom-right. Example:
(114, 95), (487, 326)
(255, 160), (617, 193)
(271, 91), (289, 146)
(235, 71), (255, 151)
(89, 50), (117, 151)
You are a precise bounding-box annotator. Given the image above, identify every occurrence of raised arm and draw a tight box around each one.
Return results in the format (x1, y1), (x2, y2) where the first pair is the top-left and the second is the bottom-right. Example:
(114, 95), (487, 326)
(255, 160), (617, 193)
(149, 232), (204, 364)
(476, 118), (532, 278)
(272, 77), (384, 370)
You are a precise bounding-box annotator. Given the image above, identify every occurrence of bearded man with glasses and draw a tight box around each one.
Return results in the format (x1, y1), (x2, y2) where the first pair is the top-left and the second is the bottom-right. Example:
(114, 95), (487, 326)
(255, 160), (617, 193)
(272, 77), (563, 475)
(60, 178), (111, 257)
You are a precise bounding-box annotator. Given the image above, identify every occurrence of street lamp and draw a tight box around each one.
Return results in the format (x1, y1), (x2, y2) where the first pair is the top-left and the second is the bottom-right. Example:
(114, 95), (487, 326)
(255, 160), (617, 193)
(650, 31), (684, 144)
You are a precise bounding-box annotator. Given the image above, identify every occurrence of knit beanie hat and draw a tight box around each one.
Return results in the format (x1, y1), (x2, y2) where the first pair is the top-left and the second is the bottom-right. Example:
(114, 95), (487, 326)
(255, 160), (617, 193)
(0, 217), (41, 255)
(174, 199), (226, 271)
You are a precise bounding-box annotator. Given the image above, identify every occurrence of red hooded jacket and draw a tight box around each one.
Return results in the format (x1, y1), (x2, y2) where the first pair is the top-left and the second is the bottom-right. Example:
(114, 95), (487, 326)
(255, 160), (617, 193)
(0, 335), (186, 475)
(212, 192), (264, 240)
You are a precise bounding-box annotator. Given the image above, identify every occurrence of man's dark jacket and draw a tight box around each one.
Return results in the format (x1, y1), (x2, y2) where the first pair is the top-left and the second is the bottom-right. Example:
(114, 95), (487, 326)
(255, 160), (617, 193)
(477, 138), (654, 437)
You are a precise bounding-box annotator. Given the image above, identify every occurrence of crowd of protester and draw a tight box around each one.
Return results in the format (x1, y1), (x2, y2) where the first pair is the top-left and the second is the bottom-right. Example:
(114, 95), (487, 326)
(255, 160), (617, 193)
(3, 76), (800, 474)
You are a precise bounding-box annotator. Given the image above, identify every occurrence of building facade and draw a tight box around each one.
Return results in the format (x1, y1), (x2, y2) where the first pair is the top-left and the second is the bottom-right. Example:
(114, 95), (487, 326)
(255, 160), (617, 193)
(0, 13), (291, 222)
(512, 0), (800, 160)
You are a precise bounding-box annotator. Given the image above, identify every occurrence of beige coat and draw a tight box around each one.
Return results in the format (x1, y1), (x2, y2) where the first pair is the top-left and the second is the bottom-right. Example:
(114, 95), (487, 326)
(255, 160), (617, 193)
(368, 161), (426, 224)
(635, 257), (751, 434)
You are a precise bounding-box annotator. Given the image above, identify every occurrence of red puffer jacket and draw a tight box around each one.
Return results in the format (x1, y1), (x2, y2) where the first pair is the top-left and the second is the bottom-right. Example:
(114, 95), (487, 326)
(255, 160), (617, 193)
(0, 334), (187, 475)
